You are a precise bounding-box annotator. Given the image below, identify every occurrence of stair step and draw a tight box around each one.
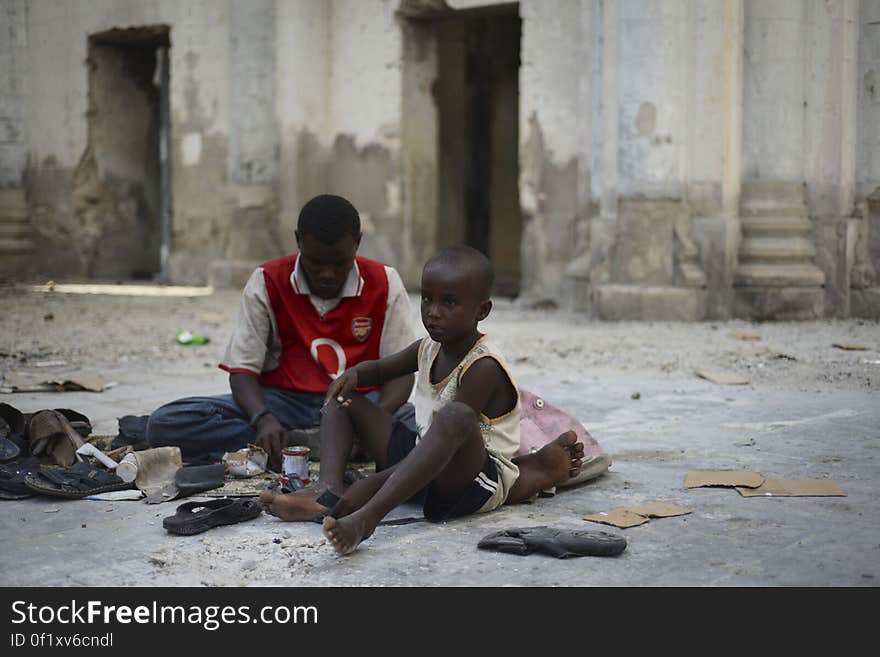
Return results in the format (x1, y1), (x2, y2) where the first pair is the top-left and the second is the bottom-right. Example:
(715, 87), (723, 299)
(740, 204), (808, 218)
(734, 262), (825, 287)
(0, 219), (33, 238)
(739, 237), (816, 260)
(0, 237), (35, 254)
(741, 215), (813, 236)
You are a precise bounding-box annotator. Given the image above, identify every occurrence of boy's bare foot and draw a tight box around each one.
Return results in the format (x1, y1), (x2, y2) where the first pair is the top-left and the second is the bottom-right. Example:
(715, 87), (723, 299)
(322, 512), (376, 555)
(258, 489), (334, 522)
(508, 430), (585, 503)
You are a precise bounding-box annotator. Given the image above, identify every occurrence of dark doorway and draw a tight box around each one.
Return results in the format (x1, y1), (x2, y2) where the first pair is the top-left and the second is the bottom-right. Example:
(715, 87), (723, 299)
(82, 26), (170, 280)
(434, 4), (521, 296)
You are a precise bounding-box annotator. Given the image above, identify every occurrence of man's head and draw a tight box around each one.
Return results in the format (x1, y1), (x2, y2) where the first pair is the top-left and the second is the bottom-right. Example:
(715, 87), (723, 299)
(295, 195), (362, 299)
(420, 245), (494, 345)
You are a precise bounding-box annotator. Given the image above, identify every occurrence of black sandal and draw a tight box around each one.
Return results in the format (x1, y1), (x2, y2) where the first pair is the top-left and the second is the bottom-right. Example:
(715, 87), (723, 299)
(23, 461), (132, 499)
(162, 498), (261, 535)
(478, 526), (627, 558)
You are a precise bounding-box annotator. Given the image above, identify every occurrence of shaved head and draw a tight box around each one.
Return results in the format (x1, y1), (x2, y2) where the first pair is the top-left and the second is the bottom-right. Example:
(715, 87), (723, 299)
(424, 245), (494, 300)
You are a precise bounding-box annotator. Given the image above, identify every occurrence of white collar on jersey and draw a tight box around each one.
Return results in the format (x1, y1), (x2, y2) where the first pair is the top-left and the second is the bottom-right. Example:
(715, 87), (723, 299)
(290, 256), (364, 300)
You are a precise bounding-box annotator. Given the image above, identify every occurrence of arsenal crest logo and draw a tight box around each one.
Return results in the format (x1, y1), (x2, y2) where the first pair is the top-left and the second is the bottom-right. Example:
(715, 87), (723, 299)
(351, 317), (372, 343)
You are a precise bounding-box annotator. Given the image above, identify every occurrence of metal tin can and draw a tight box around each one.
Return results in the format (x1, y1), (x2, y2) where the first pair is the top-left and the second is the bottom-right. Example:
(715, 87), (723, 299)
(281, 446), (310, 485)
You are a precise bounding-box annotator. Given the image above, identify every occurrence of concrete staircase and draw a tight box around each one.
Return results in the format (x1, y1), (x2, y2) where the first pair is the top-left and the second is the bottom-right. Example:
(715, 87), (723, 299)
(0, 189), (34, 279)
(734, 181), (825, 319)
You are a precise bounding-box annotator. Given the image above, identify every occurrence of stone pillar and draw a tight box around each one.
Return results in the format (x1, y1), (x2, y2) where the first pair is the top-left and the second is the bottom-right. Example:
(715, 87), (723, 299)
(0, 0), (34, 278)
(591, 0), (706, 320)
(209, 0), (281, 288)
(734, 0), (825, 319)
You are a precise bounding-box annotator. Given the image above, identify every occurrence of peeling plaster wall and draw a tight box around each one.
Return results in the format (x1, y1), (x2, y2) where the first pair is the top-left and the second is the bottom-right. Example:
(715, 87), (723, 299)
(858, 0), (880, 202)
(23, 0), (237, 281)
(276, 0), (404, 275)
(0, 0), (28, 188)
(743, 0), (806, 182)
(519, 0), (584, 303)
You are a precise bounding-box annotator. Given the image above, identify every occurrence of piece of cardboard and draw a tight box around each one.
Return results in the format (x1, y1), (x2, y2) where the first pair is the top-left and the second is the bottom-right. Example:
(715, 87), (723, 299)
(832, 343), (867, 351)
(685, 470), (766, 489)
(627, 502), (693, 518)
(736, 479), (846, 497)
(0, 372), (110, 393)
(583, 508), (649, 528)
(731, 332), (761, 341)
(583, 502), (692, 528)
(695, 370), (750, 385)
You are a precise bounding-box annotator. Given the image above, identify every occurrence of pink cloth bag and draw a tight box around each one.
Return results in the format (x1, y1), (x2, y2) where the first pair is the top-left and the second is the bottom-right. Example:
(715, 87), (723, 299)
(517, 389), (611, 487)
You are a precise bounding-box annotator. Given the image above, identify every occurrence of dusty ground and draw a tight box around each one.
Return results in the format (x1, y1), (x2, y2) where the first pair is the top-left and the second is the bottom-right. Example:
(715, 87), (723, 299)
(0, 281), (878, 587)
(1, 283), (877, 395)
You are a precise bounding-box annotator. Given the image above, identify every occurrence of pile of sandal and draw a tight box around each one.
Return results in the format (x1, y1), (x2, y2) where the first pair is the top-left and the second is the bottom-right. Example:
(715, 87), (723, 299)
(0, 402), (133, 500)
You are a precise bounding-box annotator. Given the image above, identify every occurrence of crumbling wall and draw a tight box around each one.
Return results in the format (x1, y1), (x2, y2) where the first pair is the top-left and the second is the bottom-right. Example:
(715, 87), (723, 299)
(276, 0), (405, 281)
(0, 0), (28, 189)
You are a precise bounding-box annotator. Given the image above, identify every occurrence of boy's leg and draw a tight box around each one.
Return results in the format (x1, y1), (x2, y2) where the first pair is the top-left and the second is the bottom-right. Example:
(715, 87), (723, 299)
(507, 430), (585, 504)
(324, 401), (486, 555)
(259, 393), (394, 522)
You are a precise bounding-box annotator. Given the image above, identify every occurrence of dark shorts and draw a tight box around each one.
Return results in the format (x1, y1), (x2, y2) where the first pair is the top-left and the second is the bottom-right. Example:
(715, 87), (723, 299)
(383, 419), (500, 523)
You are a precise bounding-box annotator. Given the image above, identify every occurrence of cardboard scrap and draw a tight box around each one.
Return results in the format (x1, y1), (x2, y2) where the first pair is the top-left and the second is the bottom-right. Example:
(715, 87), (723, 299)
(0, 372), (113, 393)
(695, 370), (750, 385)
(832, 343), (868, 351)
(583, 509), (649, 528)
(584, 502), (692, 529)
(731, 332), (761, 341)
(736, 479), (846, 497)
(627, 502), (693, 518)
(685, 470), (766, 489)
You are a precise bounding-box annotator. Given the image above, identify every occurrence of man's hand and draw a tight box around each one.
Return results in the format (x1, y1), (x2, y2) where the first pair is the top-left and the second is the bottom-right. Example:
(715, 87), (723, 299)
(324, 367), (359, 410)
(254, 413), (286, 472)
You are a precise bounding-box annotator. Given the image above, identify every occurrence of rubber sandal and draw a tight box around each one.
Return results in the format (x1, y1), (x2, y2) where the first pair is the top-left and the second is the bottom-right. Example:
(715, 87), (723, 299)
(162, 498), (261, 535)
(174, 463), (226, 498)
(0, 403), (26, 461)
(26, 410), (85, 467)
(0, 458), (39, 500)
(477, 526), (627, 558)
(23, 461), (132, 499)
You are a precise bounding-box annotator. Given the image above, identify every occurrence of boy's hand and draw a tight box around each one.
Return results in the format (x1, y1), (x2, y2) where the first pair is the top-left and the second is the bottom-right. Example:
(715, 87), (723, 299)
(255, 414), (286, 472)
(324, 368), (359, 410)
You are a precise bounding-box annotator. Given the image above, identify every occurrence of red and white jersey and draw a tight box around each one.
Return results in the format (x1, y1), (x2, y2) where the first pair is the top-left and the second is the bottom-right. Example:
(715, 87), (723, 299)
(220, 255), (414, 393)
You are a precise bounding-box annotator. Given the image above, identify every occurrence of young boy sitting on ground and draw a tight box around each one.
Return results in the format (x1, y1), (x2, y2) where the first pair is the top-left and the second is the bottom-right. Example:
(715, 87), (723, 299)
(259, 246), (584, 555)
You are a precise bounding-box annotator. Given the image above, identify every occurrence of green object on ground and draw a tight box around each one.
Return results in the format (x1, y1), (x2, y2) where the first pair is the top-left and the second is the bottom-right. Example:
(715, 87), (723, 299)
(176, 331), (210, 346)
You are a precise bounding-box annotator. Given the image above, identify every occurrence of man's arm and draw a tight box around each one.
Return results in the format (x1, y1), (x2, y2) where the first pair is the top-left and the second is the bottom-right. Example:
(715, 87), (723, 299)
(229, 372), (287, 472)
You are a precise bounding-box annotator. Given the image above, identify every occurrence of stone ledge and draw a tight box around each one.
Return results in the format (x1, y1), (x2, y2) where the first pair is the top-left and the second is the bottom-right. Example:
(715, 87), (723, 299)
(850, 288), (880, 320)
(594, 284), (706, 321)
(733, 286), (825, 320)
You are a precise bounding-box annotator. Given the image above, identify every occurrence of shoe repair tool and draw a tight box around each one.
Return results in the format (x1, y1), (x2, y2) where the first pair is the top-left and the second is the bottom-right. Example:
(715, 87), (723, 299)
(281, 446), (310, 487)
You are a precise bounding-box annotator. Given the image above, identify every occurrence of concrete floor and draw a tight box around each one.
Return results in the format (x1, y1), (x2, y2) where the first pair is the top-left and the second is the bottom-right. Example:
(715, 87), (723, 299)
(1, 364), (877, 587)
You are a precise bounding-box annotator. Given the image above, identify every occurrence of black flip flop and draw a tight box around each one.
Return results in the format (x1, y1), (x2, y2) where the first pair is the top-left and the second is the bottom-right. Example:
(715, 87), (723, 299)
(478, 526), (627, 558)
(23, 461), (132, 499)
(162, 498), (261, 536)
(174, 463), (226, 498)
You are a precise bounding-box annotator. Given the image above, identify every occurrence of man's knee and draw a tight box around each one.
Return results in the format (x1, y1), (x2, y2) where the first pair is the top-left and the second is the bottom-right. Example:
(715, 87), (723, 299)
(144, 400), (187, 446)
